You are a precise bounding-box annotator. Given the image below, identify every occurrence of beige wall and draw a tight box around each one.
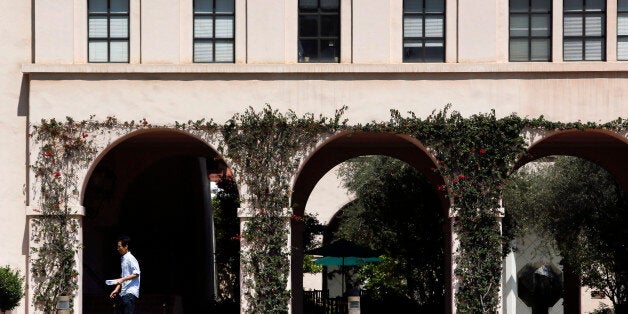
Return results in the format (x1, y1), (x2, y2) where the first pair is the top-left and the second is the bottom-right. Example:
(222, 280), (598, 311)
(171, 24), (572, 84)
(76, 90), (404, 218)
(0, 0), (30, 313)
(26, 69), (628, 126)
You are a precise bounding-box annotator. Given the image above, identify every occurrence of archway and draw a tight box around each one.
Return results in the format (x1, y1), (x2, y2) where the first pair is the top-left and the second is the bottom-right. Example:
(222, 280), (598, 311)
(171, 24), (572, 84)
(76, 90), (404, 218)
(291, 132), (451, 313)
(503, 129), (628, 314)
(81, 129), (239, 313)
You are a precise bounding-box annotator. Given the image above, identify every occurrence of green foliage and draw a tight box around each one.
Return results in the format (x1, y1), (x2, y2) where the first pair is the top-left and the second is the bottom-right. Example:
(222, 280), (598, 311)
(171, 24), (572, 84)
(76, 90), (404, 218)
(0, 265), (24, 312)
(503, 156), (628, 310)
(212, 175), (241, 303)
(335, 156), (445, 309)
(221, 106), (346, 313)
(303, 213), (325, 274)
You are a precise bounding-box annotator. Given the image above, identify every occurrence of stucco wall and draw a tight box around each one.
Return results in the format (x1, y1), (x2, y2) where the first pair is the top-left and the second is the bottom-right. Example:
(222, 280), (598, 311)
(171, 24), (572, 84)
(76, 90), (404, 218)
(0, 0), (30, 313)
(27, 70), (628, 126)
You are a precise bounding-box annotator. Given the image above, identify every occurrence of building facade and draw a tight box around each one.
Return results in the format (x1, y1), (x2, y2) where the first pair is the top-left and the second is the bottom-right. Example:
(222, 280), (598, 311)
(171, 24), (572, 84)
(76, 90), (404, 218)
(1, 0), (627, 313)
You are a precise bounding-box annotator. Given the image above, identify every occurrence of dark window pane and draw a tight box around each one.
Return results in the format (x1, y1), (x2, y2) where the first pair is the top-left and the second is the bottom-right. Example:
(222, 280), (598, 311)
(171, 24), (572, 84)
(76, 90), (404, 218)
(89, 0), (108, 13)
(531, 14), (550, 36)
(299, 0), (318, 10)
(321, 15), (340, 36)
(404, 0), (423, 13)
(586, 0), (605, 11)
(424, 39), (444, 61)
(299, 15), (319, 37)
(564, 0), (583, 11)
(403, 39), (423, 62)
(321, 0), (339, 10)
(531, 38), (551, 60)
(425, 0), (444, 13)
(299, 39), (318, 62)
(531, 0), (551, 12)
(510, 38), (530, 60)
(510, 0), (529, 12)
(620, 0), (628, 11)
(319, 39), (339, 61)
(510, 14), (530, 36)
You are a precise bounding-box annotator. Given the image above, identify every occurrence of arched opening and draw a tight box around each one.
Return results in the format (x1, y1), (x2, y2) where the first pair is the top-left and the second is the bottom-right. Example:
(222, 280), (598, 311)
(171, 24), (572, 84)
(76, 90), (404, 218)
(81, 130), (240, 313)
(291, 132), (451, 313)
(502, 129), (628, 314)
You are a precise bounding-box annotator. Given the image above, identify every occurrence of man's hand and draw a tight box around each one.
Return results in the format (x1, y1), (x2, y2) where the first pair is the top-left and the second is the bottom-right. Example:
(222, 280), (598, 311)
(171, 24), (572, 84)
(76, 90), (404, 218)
(110, 285), (120, 299)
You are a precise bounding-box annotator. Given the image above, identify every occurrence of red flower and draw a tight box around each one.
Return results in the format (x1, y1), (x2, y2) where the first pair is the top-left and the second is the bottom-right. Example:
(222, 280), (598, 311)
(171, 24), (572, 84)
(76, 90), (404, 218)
(231, 233), (241, 241)
(458, 174), (466, 180)
(44, 151), (53, 157)
(437, 185), (445, 191)
(260, 209), (266, 215)
(472, 217), (479, 222)
(82, 132), (88, 138)
(291, 214), (303, 221)
(479, 148), (487, 154)
(53, 172), (61, 177)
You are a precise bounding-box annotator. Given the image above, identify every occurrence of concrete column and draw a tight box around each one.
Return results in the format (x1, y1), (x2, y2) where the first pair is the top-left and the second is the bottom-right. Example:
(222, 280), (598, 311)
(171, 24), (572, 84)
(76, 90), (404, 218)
(237, 207), (292, 314)
(198, 157), (217, 304)
(449, 212), (460, 314)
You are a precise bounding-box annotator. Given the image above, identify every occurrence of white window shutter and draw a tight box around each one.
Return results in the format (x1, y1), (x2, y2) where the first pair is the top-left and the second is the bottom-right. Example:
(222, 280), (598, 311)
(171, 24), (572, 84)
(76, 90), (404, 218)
(89, 16), (108, 38)
(564, 15), (583, 36)
(425, 16), (444, 37)
(215, 42), (234, 62)
(585, 14), (604, 36)
(618, 13), (628, 36)
(510, 38), (529, 61)
(110, 16), (128, 38)
(584, 38), (603, 60)
(215, 16), (234, 38)
(89, 41), (108, 62)
(404, 16), (423, 37)
(618, 38), (628, 60)
(109, 41), (128, 62)
(564, 39), (583, 60)
(194, 16), (214, 38)
(510, 15), (529, 36)
(194, 42), (214, 62)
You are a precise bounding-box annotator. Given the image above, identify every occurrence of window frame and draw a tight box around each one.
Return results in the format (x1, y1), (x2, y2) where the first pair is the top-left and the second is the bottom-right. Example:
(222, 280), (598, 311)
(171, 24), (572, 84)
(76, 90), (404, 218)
(508, 0), (553, 62)
(619, 0), (628, 60)
(87, 0), (130, 63)
(298, 0), (341, 63)
(563, 0), (607, 61)
(193, 0), (236, 63)
(402, 0), (446, 63)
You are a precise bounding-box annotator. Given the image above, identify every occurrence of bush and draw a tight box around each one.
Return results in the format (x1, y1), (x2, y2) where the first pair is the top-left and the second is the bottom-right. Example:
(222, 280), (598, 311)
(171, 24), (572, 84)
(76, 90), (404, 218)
(0, 265), (24, 312)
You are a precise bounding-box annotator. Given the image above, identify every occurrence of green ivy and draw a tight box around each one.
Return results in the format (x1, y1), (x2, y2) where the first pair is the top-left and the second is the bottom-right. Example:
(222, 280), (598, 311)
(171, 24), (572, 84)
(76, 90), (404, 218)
(28, 106), (627, 314)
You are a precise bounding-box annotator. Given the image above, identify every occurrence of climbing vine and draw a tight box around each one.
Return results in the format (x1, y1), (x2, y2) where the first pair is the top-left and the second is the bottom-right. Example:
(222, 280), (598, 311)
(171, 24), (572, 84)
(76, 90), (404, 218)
(28, 107), (627, 313)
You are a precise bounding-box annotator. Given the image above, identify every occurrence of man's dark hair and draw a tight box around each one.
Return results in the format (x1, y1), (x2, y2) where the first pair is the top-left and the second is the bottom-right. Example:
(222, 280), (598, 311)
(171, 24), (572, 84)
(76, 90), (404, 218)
(118, 235), (131, 248)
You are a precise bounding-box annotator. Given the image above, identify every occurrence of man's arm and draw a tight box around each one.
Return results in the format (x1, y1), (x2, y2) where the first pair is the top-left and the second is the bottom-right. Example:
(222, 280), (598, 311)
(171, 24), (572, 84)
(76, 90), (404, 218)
(115, 273), (139, 285)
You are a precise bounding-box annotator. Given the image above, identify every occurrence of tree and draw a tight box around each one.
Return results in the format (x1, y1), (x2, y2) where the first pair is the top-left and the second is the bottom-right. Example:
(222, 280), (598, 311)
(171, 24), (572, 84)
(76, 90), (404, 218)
(503, 156), (628, 312)
(334, 156), (445, 311)
(212, 175), (241, 310)
(0, 265), (24, 313)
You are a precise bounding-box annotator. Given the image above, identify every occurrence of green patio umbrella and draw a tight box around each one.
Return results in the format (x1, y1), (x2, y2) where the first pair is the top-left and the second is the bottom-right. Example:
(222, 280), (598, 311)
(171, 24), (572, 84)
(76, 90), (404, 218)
(314, 256), (382, 266)
(307, 239), (383, 292)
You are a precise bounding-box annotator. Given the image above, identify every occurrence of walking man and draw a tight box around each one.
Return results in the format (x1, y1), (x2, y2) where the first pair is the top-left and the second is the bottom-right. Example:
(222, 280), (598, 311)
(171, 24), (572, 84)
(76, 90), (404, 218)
(110, 236), (141, 314)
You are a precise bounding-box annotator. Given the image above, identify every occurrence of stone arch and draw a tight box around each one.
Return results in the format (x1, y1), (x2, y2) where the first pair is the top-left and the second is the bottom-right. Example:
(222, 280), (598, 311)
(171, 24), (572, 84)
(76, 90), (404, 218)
(519, 128), (628, 192)
(80, 128), (240, 313)
(290, 131), (451, 313)
(503, 128), (628, 313)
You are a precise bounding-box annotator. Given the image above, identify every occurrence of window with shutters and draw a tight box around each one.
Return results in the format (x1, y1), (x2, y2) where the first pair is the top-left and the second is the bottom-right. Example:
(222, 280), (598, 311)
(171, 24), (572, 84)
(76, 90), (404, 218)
(509, 0), (552, 61)
(402, 0), (445, 62)
(563, 0), (606, 61)
(88, 0), (129, 63)
(298, 0), (340, 63)
(193, 0), (235, 63)
(619, 0), (628, 60)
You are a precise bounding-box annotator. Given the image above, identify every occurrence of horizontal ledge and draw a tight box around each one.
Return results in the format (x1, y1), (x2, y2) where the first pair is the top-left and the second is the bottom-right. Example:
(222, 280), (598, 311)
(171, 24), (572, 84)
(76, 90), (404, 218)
(21, 62), (628, 74)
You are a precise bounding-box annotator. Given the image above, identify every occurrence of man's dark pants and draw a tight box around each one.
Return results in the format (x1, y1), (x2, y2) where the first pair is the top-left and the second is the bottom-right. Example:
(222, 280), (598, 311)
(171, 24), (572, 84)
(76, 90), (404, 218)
(120, 294), (137, 314)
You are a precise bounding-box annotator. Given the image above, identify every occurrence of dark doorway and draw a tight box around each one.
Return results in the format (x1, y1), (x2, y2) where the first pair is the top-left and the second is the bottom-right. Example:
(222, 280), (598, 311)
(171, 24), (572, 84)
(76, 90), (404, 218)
(82, 131), (236, 313)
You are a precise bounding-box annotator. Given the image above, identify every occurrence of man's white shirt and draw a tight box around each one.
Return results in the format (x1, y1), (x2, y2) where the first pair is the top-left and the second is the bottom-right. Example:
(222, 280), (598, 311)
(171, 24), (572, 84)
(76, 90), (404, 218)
(120, 252), (141, 298)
